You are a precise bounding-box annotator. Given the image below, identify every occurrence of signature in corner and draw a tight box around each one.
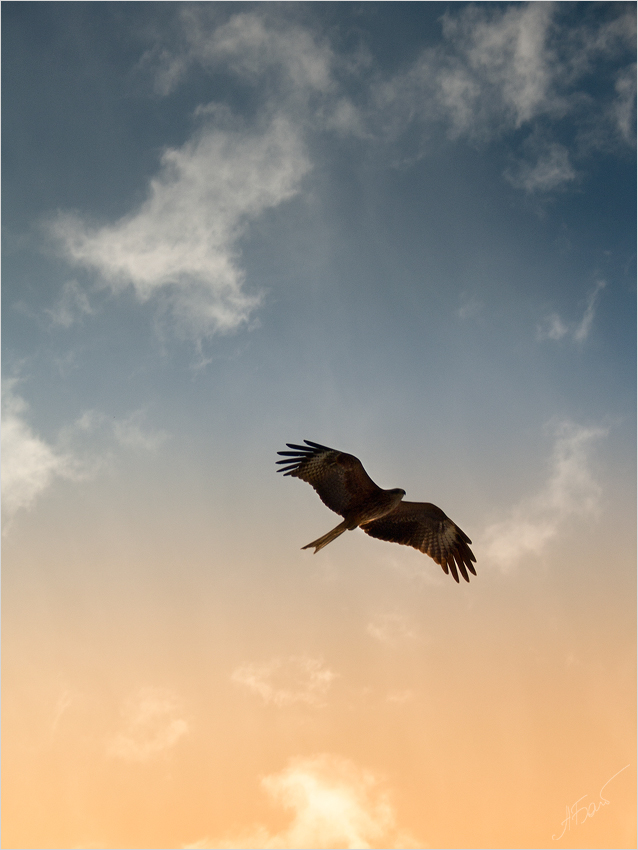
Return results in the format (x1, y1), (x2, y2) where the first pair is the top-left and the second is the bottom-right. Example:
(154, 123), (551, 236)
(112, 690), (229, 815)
(552, 763), (631, 841)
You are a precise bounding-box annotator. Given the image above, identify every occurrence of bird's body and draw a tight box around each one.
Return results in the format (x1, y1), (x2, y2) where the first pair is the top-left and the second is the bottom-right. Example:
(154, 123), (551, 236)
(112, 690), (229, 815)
(277, 440), (476, 583)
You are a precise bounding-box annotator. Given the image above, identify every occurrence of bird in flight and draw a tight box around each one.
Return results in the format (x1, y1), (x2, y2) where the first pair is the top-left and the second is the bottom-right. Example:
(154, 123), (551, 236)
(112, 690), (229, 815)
(277, 440), (476, 583)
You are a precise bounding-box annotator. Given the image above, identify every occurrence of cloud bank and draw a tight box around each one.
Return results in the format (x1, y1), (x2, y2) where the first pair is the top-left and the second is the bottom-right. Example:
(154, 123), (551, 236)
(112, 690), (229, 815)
(47, 5), (634, 342)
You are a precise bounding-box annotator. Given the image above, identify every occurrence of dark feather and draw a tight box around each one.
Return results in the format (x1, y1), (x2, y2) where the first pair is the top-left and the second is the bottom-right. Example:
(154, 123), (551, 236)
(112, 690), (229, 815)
(276, 441), (381, 517)
(362, 501), (476, 583)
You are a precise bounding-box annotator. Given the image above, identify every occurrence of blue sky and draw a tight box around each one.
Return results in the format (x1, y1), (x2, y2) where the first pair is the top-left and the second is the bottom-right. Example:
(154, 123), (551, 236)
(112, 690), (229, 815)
(2, 4), (636, 849)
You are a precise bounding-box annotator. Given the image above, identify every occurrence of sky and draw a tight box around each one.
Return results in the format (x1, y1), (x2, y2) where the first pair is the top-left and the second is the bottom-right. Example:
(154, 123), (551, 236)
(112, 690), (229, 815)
(1, 2), (636, 848)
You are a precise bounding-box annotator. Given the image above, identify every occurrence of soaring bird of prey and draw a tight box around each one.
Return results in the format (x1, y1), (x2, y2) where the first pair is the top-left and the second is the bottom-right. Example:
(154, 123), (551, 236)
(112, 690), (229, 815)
(277, 440), (476, 583)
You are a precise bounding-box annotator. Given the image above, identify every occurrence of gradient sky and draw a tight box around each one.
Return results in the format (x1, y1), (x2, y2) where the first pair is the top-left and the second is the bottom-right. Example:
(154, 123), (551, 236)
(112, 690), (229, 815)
(2, 3), (636, 849)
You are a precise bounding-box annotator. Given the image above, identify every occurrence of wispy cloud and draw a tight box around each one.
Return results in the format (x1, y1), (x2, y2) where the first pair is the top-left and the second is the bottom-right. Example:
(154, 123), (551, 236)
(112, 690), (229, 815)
(107, 687), (188, 762)
(374, 3), (634, 172)
(439, 2), (559, 133)
(573, 280), (607, 342)
(147, 8), (335, 100)
(374, 3), (560, 143)
(142, 9), (369, 141)
(146, 3), (634, 154)
(51, 689), (80, 734)
(457, 293), (483, 320)
(366, 613), (418, 647)
(71, 408), (168, 453)
(385, 690), (413, 705)
(188, 753), (419, 850)
(537, 280), (606, 342)
(482, 420), (607, 570)
(538, 312), (569, 341)
(231, 656), (336, 707)
(88, 9), (364, 343)
(505, 140), (577, 193)
(50, 115), (309, 340)
(610, 63), (637, 144)
(46, 279), (95, 328)
(46, 5), (634, 347)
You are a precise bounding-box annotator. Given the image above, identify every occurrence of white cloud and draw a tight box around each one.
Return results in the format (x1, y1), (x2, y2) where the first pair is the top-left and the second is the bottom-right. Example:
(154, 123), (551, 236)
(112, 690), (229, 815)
(482, 421), (607, 570)
(231, 656), (336, 707)
(143, 10), (368, 142)
(440, 2), (559, 132)
(1, 381), (81, 525)
(1, 382), (169, 530)
(191, 753), (419, 849)
(374, 3), (562, 143)
(50, 115), (310, 340)
(107, 687), (188, 762)
(144, 3), (634, 157)
(141, 9), (369, 147)
(538, 280), (606, 342)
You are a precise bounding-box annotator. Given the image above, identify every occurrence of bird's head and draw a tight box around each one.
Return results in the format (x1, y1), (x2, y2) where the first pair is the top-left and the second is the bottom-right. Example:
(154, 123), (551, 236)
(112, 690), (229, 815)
(389, 488), (406, 501)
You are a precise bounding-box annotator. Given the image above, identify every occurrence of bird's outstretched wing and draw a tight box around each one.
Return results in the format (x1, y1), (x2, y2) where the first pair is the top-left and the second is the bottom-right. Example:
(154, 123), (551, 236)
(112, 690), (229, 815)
(276, 440), (381, 517)
(362, 501), (477, 583)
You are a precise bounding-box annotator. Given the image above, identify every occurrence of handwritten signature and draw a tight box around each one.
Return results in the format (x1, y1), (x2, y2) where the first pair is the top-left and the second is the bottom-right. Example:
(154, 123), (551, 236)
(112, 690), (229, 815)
(552, 764), (631, 840)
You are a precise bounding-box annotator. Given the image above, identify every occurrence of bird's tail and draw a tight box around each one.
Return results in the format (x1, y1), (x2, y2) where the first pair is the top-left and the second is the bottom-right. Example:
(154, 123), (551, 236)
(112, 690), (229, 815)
(302, 520), (351, 554)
